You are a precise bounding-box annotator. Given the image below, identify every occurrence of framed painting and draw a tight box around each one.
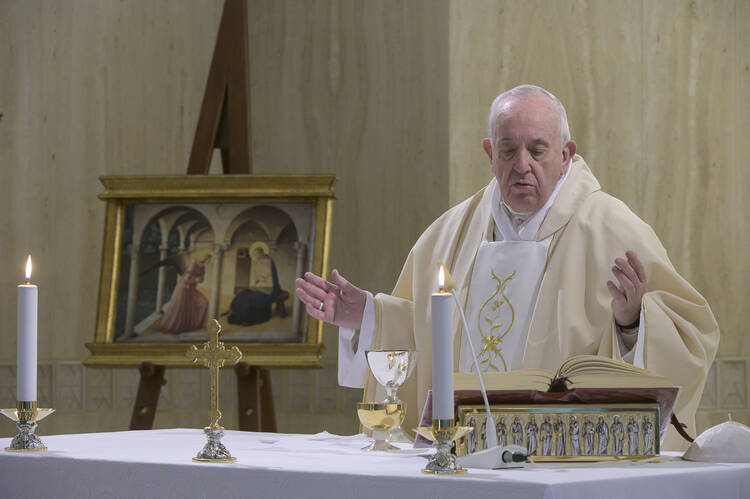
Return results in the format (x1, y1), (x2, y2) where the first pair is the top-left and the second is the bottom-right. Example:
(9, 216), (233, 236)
(85, 174), (335, 368)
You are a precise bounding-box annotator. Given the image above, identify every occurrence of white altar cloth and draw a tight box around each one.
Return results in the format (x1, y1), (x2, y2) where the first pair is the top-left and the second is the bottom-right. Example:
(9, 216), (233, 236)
(1, 429), (749, 499)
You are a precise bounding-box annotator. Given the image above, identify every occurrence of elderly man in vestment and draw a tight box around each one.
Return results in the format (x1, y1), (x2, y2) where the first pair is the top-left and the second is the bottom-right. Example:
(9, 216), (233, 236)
(296, 85), (719, 450)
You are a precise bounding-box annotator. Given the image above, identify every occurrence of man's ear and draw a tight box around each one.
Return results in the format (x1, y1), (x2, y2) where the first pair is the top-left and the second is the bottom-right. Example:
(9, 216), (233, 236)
(482, 138), (493, 162)
(561, 140), (577, 175)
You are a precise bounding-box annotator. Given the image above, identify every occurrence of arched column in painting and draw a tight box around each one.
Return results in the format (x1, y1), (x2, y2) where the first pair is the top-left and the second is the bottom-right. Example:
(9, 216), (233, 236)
(292, 241), (307, 334)
(208, 242), (227, 320)
(123, 242), (141, 339)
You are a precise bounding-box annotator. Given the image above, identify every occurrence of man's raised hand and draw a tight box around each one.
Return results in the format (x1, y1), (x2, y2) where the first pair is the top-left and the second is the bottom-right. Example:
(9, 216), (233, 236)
(606, 250), (648, 327)
(295, 269), (367, 329)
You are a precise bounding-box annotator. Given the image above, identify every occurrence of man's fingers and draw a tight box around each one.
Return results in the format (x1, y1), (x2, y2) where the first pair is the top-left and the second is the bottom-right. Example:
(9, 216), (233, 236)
(304, 272), (338, 293)
(296, 277), (329, 302)
(612, 267), (635, 298)
(295, 287), (320, 308)
(614, 258), (640, 286)
(305, 302), (326, 321)
(626, 250), (647, 284)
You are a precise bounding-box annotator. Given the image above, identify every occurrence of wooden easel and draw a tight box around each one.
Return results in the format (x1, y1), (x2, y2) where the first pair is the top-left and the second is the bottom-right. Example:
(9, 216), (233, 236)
(130, 0), (276, 433)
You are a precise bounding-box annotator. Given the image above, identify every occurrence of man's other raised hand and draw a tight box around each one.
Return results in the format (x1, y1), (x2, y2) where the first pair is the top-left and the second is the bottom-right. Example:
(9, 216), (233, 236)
(295, 269), (367, 329)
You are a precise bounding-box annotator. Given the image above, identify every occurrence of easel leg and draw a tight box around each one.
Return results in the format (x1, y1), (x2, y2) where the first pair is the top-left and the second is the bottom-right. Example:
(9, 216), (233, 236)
(236, 362), (277, 432)
(129, 362), (166, 430)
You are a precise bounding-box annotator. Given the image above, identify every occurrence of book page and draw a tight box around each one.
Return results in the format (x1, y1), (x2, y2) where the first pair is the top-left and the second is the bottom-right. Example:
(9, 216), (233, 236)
(454, 369), (554, 392)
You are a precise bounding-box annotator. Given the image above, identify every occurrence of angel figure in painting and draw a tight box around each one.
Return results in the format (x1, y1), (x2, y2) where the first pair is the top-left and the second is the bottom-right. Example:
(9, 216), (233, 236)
(159, 252), (212, 334)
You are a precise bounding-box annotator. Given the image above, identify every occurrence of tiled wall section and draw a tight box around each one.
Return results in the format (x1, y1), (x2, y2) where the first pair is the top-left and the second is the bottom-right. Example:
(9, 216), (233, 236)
(696, 360), (749, 432)
(0, 360), (361, 438)
(1, 357), (745, 439)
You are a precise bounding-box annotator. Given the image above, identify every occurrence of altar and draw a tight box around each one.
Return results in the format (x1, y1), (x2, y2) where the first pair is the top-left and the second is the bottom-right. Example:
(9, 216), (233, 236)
(1, 429), (748, 498)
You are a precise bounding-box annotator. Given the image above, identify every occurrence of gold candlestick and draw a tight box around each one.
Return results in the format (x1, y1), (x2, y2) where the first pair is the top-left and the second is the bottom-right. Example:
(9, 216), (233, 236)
(186, 319), (242, 463)
(0, 401), (55, 452)
(416, 419), (472, 474)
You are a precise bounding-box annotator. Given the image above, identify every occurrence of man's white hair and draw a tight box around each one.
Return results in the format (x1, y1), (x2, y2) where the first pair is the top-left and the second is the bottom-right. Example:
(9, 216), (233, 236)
(487, 84), (571, 145)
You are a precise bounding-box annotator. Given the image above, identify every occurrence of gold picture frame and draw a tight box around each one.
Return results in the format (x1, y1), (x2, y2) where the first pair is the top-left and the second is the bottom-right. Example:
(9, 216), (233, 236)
(85, 174), (335, 368)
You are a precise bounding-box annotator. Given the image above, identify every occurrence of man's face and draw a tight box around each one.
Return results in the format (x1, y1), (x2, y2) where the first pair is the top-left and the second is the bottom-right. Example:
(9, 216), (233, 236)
(483, 95), (576, 213)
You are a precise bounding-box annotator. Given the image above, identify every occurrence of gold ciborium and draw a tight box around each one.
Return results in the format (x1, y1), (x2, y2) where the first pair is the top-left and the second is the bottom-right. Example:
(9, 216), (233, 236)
(357, 402), (405, 451)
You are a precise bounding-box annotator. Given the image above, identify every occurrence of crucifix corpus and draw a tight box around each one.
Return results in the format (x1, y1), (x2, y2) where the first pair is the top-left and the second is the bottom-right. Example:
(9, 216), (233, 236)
(187, 319), (243, 463)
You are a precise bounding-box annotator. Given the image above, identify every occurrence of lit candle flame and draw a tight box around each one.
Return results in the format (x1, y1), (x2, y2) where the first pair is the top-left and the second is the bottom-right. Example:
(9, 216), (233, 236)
(438, 265), (445, 291)
(25, 255), (32, 283)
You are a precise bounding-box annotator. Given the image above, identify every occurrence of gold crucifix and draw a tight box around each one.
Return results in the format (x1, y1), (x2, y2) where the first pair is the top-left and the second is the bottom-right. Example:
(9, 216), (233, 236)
(186, 319), (242, 429)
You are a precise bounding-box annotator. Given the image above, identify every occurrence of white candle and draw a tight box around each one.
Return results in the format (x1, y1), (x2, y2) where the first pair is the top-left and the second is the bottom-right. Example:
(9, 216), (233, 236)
(431, 266), (453, 420)
(17, 256), (37, 402)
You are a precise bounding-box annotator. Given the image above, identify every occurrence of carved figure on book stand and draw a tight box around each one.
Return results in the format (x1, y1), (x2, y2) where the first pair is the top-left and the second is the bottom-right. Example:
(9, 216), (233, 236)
(540, 416), (553, 456)
(466, 417), (477, 454)
(612, 416), (625, 455)
(584, 416), (595, 455)
(628, 416), (639, 455)
(480, 419), (487, 448)
(554, 416), (566, 456)
(643, 416), (655, 454)
(597, 416), (609, 455)
(570, 416), (581, 456)
(496, 416), (507, 446)
(526, 415), (538, 456)
(511, 416), (523, 446)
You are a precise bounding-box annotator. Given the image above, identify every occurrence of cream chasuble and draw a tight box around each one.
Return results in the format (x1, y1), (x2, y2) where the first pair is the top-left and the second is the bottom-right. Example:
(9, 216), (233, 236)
(457, 168), (568, 373)
(358, 156), (718, 451)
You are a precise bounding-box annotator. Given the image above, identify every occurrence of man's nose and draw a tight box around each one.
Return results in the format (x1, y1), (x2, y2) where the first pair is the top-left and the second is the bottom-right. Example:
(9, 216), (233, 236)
(513, 148), (532, 174)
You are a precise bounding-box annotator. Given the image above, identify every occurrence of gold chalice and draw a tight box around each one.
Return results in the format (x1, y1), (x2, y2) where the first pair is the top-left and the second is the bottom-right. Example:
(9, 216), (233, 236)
(357, 402), (405, 451)
(365, 350), (417, 443)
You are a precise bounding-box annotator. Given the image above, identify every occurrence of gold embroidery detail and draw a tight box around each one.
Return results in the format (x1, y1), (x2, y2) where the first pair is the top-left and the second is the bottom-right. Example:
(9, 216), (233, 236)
(475, 270), (516, 372)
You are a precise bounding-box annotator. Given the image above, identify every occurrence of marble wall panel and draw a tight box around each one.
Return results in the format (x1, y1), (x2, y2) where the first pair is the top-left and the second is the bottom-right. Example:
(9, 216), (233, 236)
(719, 360), (747, 409)
(699, 362), (717, 409)
(114, 368), (140, 411)
(85, 367), (113, 411)
(54, 363), (83, 412)
(315, 361), (338, 414)
(0, 366), (16, 409)
(288, 369), (313, 413)
(38, 364), (53, 408)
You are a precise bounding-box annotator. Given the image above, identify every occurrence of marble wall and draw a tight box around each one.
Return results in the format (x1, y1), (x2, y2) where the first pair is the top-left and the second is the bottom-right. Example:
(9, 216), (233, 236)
(0, 0), (747, 438)
(448, 0), (750, 432)
(0, 0), (449, 437)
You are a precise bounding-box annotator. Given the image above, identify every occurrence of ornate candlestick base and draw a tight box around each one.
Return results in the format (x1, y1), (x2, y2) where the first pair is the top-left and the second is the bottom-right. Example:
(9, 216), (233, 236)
(416, 419), (472, 474)
(193, 426), (237, 463)
(0, 401), (55, 452)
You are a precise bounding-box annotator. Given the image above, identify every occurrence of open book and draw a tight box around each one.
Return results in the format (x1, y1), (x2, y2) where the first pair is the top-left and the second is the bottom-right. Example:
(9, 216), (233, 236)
(416, 355), (682, 446)
(454, 355), (676, 393)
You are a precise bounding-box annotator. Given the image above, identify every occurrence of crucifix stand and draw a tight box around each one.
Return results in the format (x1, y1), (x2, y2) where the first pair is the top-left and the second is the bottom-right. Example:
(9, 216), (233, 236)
(187, 320), (242, 462)
(129, 0), (277, 433)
